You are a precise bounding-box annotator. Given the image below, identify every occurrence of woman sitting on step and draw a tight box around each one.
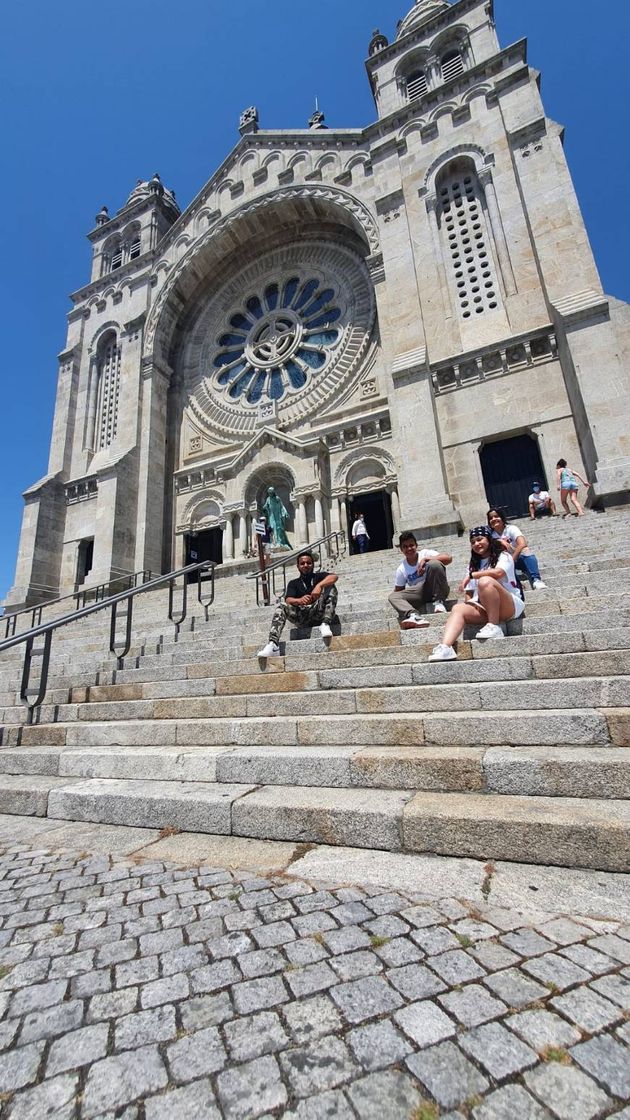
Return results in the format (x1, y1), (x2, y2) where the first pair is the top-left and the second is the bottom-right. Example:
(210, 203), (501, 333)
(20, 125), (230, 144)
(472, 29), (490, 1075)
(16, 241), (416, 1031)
(429, 525), (525, 662)
(487, 508), (546, 590)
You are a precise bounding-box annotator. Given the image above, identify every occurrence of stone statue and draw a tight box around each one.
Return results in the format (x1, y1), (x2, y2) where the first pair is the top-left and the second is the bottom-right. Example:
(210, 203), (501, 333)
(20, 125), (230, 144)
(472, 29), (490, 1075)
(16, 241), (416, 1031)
(262, 487), (291, 548)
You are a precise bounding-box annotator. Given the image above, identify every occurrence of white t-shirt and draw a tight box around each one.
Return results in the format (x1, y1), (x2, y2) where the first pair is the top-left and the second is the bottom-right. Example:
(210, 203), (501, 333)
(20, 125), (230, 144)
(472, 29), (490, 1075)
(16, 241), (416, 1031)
(394, 549), (439, 589)
(467, 552), (525, 618)
(529, 490), (550, 509)
(352, 518), (369, 539)
(492, 524), (532, 557)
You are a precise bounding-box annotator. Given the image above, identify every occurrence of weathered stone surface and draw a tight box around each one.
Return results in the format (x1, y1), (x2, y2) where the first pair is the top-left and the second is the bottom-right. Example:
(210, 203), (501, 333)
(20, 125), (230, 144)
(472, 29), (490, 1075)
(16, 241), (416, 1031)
(82, 1046), (168, 1117)
(523, 1063), (611, 1120)
(408, 1040), (489, 1109)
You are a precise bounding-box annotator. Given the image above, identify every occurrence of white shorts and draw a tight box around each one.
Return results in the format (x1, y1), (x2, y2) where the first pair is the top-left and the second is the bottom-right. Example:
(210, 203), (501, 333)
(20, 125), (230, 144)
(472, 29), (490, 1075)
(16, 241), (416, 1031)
(511, 593), (525, 619)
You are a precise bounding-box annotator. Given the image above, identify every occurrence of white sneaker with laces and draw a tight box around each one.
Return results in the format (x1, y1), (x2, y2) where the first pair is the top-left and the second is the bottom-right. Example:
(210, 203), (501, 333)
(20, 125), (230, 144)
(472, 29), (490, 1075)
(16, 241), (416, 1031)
(400, 613), (430, 630)
(319, 622), (333, 639)
(258, 641), (280, 658)
(428, 644), (457, 661)
(475, 623), (505, 641)
(532, 579), (546, 590)
(432, 600), (447, 613)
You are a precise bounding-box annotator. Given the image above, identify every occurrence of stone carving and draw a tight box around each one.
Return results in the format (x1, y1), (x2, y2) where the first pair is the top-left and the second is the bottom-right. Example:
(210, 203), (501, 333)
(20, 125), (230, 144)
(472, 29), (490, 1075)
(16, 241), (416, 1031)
(368, 28), (389, 55)
(143, 184), (379, 360)
(262, 486), (291, 548)
(308, 109), (327, 130)
(189, 435), (202, 453)
(239, 106), (259, 134)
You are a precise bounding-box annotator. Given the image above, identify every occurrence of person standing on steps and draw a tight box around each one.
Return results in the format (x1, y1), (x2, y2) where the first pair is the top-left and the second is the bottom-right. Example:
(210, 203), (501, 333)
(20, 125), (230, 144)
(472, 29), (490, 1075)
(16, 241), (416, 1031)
(388, 531), (452, 630)
(351, 512), (370, 554)
(487, 508), (546, 590)
(556, 458), (588, 518)
(429, 525), (525, 661)
(258, 551), (338, 659)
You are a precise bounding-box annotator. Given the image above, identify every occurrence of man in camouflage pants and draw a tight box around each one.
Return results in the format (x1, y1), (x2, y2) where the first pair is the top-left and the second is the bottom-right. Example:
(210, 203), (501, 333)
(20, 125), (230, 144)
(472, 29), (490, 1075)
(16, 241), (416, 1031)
(258, 552), (338, 658)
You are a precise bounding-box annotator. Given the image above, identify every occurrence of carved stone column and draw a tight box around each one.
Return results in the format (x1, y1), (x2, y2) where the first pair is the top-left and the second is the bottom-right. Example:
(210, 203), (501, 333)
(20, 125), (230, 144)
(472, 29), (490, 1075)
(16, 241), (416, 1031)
(390, 486), (401, 536)
(314, 493), (325, 540)
(296, 498), (309, 544)
(223, 514), (234, 560)
(238, 512), (248, 557)
(424, 194), (454, 320)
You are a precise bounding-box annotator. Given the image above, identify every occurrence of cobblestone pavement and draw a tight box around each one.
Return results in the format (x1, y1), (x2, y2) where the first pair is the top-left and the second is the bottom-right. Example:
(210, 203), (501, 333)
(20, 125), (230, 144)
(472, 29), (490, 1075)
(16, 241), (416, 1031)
(0, 842), (628, 1120)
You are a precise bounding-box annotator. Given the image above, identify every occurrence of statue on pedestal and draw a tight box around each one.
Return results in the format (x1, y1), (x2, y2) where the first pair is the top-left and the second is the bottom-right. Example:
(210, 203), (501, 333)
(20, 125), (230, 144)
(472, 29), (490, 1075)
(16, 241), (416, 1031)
(262, 487), (291, 549)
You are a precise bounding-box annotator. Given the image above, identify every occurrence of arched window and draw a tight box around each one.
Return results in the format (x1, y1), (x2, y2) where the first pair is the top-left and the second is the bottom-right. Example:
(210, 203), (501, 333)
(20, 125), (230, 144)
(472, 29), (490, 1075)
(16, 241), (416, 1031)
(95, 332), (121, 449)
(437, 166), (501, 320)
(441, 48), (464, 81)
(406, 69), (428, 101)
(101, 236), (122, 277)
(123, 222), (142, 262)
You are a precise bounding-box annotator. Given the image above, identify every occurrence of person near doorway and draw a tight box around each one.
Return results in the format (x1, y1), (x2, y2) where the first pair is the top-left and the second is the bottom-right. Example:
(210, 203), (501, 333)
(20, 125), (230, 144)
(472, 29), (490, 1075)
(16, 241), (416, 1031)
(351, 512), (370, 554)
(388, 531), (451, 630)
(487, 508), (546, 590)
(528, 483), (556, 519)
(556, 459), (588, 518)
(258, 551), (338, 658)
(429, 525), (525, 661)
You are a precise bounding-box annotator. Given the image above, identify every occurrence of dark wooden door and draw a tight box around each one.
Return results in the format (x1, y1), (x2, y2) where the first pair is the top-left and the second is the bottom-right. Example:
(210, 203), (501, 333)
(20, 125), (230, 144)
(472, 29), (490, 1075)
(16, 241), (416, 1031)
(480, 435), (546, 519)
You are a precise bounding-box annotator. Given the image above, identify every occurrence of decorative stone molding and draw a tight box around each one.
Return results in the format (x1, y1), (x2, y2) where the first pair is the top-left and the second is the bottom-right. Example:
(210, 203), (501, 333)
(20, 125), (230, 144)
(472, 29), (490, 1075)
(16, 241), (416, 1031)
(431, 329), (558, 394)
(391, 346), (427, 381)
(178, 239), (376, 441)
(65, 477), (98, 505)
(551, 291), (609, 324)
(143, 184), (380, 363)
(333, 445), (396, 487)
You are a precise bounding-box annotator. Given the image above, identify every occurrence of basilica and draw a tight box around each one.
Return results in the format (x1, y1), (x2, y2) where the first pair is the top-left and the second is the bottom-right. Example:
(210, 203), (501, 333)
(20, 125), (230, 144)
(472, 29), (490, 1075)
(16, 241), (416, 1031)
(7, 0), (630, 606)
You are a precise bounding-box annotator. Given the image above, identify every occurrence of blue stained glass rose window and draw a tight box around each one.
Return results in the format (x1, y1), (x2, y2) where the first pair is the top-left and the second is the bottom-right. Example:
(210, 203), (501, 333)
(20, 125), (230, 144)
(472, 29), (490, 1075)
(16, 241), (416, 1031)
(212, 277), (341, 404)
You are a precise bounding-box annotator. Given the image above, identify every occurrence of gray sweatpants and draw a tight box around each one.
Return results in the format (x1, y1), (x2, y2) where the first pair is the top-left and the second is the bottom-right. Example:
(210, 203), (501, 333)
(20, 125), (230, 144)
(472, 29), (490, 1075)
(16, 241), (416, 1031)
(388, 560), (449, 621)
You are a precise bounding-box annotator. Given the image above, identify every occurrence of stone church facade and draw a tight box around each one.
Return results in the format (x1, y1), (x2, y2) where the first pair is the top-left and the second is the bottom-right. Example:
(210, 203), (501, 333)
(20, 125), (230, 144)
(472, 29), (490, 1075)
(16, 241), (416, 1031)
(7, 0), (630, 606)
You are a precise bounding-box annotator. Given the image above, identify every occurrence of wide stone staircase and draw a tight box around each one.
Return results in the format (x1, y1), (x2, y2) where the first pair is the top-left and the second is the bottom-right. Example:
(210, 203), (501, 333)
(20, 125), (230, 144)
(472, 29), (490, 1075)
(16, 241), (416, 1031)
(1, 509), (629, 872)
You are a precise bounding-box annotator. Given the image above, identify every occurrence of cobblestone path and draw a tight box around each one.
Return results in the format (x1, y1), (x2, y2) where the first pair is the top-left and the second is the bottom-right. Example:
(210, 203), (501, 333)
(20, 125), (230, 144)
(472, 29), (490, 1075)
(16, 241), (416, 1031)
(0, 842), (628, 1119)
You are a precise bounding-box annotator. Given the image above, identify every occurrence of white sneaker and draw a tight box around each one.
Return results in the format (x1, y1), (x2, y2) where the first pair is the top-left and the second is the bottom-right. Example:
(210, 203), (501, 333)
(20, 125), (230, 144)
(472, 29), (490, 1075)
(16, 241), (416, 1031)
(428, 644), (457, 661)
(319, 622), (333, 639)
(475, 623), (505, 641)
(400, 613), (430, 630)
(258, 641), (280, 658)
(432, 600), (447, 613)
(532, 579), (546, 590)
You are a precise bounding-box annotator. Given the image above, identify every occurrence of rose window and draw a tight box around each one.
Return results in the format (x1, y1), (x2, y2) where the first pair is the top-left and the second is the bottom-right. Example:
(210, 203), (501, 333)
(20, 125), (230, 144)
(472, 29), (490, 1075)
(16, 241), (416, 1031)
(212, 277), (342, 404)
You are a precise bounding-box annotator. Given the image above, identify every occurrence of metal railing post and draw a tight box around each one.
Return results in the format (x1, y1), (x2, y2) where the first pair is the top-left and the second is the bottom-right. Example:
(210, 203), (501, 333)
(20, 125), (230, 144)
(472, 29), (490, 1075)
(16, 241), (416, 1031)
(20, 630), (53, 724)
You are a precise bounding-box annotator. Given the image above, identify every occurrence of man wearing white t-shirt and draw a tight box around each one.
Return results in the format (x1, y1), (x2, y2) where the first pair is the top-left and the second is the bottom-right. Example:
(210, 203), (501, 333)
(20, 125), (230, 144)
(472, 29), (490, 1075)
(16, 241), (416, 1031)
(388, 531), (452, 629)
(528, 482), (556, 519)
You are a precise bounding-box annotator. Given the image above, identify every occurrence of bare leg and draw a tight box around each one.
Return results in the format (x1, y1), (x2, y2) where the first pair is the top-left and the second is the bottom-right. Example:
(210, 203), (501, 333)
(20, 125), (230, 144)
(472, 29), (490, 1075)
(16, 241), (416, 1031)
(477, 576), (519, 622)
(570, 490), (584, 516)
(560, 489), (571, 517)
(441, 601), (486, 647)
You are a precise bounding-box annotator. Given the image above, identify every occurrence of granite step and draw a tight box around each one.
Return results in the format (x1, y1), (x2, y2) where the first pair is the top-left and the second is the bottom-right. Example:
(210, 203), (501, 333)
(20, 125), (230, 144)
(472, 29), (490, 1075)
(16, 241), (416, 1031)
(9, 707), (627, 749)
(1, 742), (630, 800)
(36, 777), (630, 872)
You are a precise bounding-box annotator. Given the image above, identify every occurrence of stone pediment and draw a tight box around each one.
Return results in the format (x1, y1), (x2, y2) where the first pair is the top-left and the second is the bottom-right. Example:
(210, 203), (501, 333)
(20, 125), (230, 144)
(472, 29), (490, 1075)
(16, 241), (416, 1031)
(224, 427), (321, 478)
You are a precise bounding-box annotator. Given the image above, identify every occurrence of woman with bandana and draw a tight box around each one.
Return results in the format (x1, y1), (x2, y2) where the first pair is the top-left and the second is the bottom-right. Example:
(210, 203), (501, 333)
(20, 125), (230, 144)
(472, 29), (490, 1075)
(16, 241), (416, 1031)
(429, 526), (525, 661)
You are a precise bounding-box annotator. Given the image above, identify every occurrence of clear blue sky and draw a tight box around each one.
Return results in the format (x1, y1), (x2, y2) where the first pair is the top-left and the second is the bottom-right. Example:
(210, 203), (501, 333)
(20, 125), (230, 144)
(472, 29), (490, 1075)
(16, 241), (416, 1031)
(1, 0), (628, 603)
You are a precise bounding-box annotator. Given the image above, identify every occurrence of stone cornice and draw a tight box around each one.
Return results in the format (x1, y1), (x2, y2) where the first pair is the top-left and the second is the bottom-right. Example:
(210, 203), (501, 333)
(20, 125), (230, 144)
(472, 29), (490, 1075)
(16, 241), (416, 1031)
(69, 258), (153, 307)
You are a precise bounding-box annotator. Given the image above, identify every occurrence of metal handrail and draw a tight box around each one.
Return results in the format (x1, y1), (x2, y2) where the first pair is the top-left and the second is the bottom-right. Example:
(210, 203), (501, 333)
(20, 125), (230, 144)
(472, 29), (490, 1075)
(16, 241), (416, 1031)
(246, 531), (347, 606)
(0, 561), (215, 723)
(1, 569), (154, 640)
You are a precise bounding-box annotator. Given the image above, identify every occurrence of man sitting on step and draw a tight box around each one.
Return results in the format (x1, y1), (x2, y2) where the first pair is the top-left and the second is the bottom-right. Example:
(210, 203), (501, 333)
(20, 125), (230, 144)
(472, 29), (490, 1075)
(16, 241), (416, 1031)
(388, 531), (452, 630)
(258, 551), (338, 658)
